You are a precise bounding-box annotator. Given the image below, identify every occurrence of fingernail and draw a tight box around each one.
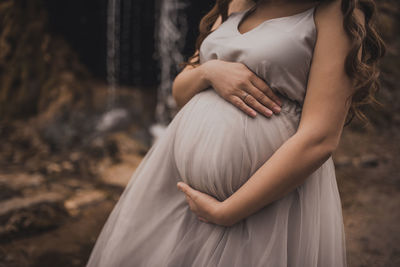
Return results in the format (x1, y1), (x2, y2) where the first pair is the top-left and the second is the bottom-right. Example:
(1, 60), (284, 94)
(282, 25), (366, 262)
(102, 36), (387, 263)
(273, 106), (281, 113)
(276, 99), (282, 106)
(265, 109), (273, 117)
(251, 111), (257, 117)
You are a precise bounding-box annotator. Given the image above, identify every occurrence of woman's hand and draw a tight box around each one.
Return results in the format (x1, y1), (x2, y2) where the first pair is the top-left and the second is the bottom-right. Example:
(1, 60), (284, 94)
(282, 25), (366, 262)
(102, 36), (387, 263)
(201, 59), (282, 118)
(177, 181), (235, 227)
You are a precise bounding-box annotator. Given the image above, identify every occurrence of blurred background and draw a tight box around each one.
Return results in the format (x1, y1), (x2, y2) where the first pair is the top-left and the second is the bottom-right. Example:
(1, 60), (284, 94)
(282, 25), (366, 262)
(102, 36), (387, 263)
(0, 0), (398, 266)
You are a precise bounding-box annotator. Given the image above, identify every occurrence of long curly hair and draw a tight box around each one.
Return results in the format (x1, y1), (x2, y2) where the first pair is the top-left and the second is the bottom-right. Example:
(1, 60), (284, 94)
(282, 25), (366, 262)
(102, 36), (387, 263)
(183, 0), (386, 125)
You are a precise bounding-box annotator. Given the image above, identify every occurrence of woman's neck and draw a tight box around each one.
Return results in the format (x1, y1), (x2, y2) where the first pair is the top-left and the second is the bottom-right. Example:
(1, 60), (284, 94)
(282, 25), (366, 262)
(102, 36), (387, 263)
(256, 0), (317, 9)
(257, 0), (315, 6)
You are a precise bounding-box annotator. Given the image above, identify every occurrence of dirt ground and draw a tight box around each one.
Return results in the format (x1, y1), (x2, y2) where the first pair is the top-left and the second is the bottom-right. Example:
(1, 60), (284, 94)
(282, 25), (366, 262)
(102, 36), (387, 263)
(335, 127), (400, 267)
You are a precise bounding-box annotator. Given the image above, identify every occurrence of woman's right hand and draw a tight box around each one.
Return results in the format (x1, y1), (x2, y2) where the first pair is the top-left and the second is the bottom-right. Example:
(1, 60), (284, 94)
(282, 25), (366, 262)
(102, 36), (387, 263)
(201, 59), (282, 118)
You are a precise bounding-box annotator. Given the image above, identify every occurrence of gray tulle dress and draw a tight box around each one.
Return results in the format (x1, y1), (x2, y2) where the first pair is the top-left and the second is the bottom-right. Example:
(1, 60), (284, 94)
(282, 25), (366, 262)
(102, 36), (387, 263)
(86, 5), (347, 267)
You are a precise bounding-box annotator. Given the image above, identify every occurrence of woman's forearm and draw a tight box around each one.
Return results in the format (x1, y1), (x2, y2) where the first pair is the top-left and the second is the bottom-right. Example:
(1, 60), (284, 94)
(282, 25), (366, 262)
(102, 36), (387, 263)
(172, 63), (211, 108)
(219, 130), (337, 226)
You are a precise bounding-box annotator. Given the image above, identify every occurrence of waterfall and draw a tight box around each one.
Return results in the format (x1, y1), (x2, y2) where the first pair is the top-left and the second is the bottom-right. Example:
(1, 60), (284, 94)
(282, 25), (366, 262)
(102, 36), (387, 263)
(97, 0), (128, 133)
(106, 0), (121, 110)
(120, 0), (132, 84)
(102, 0), (189, 139)
(151, 0), (189, 140)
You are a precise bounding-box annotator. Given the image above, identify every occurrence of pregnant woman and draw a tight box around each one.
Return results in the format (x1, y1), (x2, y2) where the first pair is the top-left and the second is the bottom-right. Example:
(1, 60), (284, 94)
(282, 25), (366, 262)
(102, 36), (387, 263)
(86, 0), (385, 266)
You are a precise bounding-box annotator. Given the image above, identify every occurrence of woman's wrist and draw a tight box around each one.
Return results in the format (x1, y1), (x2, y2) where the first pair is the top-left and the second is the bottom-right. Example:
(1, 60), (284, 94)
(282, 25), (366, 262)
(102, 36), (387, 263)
(215, 198), (239, 227)
(198, 59), (218, 88)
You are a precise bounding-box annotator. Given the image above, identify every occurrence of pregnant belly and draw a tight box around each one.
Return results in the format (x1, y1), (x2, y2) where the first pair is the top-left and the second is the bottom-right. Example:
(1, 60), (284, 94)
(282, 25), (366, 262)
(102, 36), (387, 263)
(174, 89), (300, 201)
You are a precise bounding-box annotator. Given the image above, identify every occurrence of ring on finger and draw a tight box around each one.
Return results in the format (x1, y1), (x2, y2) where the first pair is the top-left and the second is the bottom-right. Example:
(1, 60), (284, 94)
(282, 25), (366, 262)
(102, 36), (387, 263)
(242, 92), (249, 102)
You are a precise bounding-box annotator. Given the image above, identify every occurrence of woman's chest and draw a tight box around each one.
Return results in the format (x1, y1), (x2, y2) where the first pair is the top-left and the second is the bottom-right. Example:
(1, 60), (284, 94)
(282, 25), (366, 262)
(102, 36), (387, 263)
(199, 13), (316, 75)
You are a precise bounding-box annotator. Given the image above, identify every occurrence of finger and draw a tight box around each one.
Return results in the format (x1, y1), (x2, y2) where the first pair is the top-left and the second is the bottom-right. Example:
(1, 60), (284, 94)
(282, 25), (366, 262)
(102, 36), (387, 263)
(186, 196), (196, 211)
(240, 91), (273, 118)
(249, 74), (282, 106)
(177, 182), (190, 194)
(249, 75), (282, 107)
(198, 216), (209, 223)
(229, 95), (257, 118)
(178, 182), (198, 202)
(245, 83), (281, 115)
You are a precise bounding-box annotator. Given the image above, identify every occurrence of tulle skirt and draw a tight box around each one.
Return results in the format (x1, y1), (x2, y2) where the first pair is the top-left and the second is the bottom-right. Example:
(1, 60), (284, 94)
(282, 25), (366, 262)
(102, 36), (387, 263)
(86, 89), (347, 267)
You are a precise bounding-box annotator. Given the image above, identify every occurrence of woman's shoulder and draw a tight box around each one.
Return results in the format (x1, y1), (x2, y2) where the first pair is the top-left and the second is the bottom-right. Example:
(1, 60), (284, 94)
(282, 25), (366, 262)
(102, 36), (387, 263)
(314, 0), (365, 31)
(311, 0), (367, 68)
(313, 0), (366, 55)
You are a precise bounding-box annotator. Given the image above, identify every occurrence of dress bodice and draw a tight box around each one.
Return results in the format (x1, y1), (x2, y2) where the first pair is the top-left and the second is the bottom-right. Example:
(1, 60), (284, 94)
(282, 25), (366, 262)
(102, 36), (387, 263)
(199, 5), (317, 106)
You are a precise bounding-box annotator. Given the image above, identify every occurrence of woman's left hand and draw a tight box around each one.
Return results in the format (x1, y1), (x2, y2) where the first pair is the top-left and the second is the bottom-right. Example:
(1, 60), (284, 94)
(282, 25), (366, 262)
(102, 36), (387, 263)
(177, 181), (233, 227)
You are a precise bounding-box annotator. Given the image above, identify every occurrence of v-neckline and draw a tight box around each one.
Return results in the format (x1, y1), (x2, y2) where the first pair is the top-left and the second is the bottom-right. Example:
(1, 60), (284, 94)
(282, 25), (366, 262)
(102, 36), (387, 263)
(236, 5), (317, 36)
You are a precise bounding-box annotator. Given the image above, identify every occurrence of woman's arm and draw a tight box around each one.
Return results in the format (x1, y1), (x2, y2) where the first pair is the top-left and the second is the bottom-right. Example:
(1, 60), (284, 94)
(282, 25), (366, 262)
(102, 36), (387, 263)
(171, 59), (209, 108)
(172, 0), (251, 108)
(177, 0), (364, 226)
(172, 1), (282, 118)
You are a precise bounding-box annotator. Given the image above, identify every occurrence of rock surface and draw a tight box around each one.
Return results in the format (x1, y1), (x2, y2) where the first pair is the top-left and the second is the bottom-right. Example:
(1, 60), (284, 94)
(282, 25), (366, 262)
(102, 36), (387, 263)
(64, 189), (107, 216)
(0, 192), (67, 239)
